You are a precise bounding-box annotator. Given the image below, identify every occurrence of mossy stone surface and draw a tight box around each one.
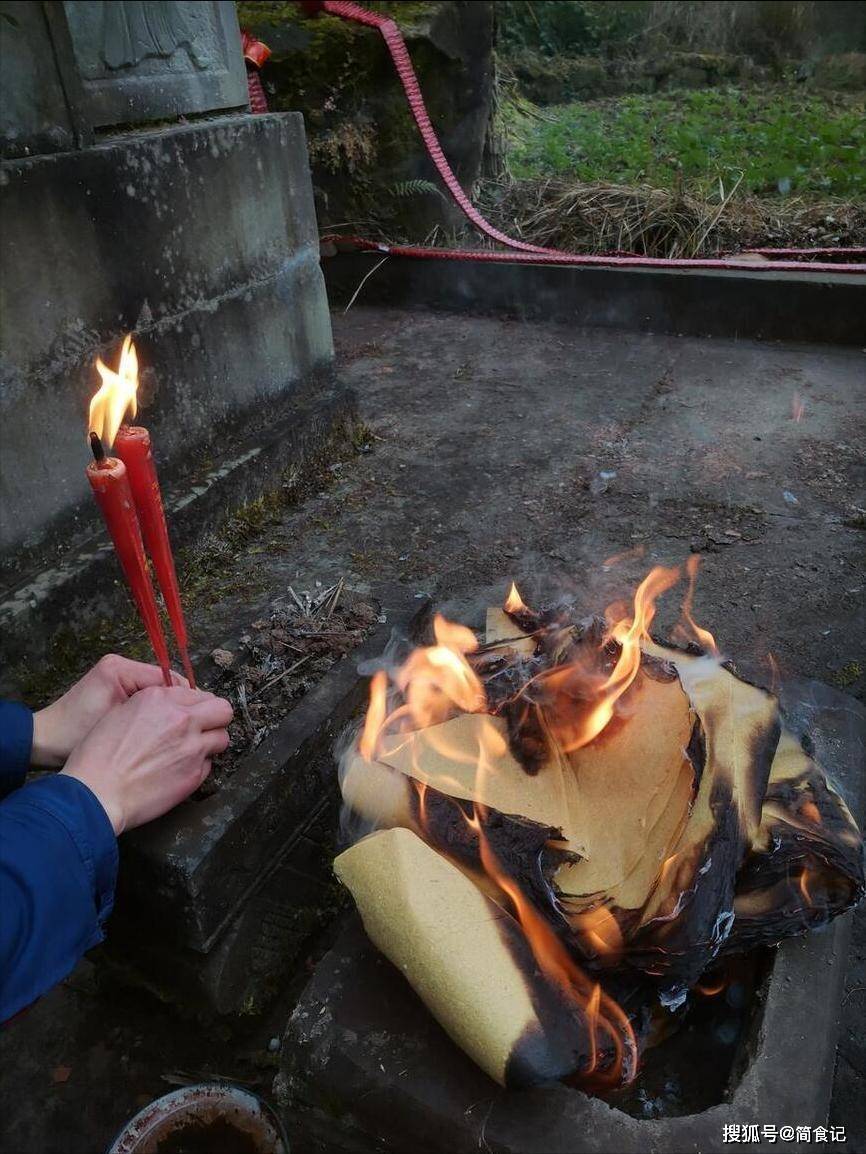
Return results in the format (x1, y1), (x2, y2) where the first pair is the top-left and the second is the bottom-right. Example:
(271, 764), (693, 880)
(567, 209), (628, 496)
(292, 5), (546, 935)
(511, 50), (609, 105)
(237, 2), (495, 238)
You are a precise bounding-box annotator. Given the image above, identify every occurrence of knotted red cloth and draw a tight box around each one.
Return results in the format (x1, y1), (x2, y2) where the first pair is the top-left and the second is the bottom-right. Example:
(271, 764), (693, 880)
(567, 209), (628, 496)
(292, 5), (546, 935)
(241, 30), (271, 114)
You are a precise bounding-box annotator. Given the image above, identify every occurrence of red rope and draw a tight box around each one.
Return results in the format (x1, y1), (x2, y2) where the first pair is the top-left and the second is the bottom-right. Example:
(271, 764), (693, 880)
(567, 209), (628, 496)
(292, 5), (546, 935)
(326, 236), (866, 275)
(308, 1), (866, 275)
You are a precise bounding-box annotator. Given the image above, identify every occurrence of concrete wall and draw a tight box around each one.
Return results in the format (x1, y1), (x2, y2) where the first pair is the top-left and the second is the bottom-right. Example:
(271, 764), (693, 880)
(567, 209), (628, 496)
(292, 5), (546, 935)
(0, 2), (82, 158)
(0, 112), (333, 561)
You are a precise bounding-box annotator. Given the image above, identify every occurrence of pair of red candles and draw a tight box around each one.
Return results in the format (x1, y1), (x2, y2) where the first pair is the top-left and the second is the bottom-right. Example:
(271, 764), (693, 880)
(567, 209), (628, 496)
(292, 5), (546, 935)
(86, 337), (194, 687)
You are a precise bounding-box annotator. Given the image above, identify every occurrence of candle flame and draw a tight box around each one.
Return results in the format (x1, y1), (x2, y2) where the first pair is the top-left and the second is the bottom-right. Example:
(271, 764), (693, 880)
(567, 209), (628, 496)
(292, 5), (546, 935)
(88, 335), (139, 449)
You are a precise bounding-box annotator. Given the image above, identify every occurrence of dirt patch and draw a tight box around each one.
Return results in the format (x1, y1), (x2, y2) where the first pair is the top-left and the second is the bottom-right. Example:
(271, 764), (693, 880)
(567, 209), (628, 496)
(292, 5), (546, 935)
(795, 435), (866, 513)
(201, 583), (380, 790)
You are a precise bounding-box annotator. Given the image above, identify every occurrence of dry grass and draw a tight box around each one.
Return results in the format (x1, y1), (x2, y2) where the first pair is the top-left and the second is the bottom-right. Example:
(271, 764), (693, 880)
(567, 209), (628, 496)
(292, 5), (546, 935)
(477, 176), (866, 259)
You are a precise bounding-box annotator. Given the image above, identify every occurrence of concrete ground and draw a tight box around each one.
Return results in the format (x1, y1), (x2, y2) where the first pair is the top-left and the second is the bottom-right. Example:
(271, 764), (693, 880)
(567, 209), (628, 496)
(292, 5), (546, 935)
(1, 307), (864, 1152)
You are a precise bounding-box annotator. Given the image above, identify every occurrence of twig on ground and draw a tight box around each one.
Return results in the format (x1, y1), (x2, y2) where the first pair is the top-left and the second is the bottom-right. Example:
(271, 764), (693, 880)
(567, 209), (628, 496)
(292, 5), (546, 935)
(250, 655), (311, 701)
(343, 256), (389, 314)
(287, 586), (306, 614)
(326, 577), (345, 619)
(237, 682), (255, 735)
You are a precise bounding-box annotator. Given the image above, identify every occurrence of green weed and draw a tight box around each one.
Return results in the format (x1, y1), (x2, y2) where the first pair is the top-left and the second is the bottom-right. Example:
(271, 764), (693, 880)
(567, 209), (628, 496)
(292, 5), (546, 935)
(504, 87), (866, 199)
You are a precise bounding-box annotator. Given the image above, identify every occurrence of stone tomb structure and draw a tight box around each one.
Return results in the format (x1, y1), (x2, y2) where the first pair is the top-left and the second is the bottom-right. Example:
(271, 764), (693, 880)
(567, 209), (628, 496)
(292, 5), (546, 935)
(0, 1), (333, 597)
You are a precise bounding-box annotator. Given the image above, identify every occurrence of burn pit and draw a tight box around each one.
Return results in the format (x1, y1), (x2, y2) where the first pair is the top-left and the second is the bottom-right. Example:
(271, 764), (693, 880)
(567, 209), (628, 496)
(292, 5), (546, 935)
(333, 564), (865, 1101)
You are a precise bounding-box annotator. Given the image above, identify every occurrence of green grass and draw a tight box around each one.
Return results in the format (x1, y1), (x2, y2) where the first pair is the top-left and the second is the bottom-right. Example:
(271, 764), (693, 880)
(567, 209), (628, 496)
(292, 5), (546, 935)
(504, 87), (866, 199)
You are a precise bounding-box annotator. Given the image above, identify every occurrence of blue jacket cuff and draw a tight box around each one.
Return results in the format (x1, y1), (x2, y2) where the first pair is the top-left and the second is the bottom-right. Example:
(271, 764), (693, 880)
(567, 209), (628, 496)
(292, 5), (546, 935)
(0, 700), (34, 791)
(16, 775), (119, 925)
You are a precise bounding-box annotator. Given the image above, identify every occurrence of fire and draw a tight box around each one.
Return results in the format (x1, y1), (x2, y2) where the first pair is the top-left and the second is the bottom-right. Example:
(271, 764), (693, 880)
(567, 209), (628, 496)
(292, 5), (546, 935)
(792, 392), (805, 422)
(799, 867), (814, 905)
(360, 614), (485, 761)
(362, 563), (720, 765)
(694, 973), (727, 997)
(536, 565), (682, 753)
(601, 544), (646, 570)
(88, 334), (139, 449)
(341, 557), (864, 1096)
(351, 562), (718, 1084)
(572, 904), (625, 963)
(676, 555), (719, 655)
(359, 669), (388, 761)
(398, 614), (483, 731)
(465, 802), (637, 1086)
(504, 581), (527, 614)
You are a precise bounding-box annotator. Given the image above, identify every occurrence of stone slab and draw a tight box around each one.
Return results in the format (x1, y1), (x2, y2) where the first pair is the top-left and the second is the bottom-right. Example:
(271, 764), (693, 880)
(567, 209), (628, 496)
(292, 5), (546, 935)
(323, 252), (866, 346)
(63, 1), (247, 128)
(0, 1), (84, 158)
(106, 806), (343, 1017)
(0, 112), (333, 558)
(280, 914), (852, 1154)
(278, 684), (865, 1154)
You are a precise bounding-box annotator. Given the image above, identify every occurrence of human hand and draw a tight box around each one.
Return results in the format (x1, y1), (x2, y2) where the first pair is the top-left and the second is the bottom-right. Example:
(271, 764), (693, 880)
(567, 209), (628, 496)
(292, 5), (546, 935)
(62, 686), (233, 835)
(31, 654), (187, 767)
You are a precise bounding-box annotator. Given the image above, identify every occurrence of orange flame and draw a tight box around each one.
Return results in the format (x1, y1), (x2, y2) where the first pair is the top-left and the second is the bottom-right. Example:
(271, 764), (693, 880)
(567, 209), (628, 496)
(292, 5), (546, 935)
(602, 545), (646, 570)
(88, 335), (139, 449)
(694, 973), (727, 997)
(360, 614), (485, 760)
(359, 669), (388, 761)
(538, 565), (682, 753)
(572, 905), (625, 963)
(352, 570), (724, 1088)
(799, 799), (821, 826)
(799, 868), (812, 905)
(465, 802), (637, 1085)
(504, 581), (527, 614)
(676, 555), (719, 655)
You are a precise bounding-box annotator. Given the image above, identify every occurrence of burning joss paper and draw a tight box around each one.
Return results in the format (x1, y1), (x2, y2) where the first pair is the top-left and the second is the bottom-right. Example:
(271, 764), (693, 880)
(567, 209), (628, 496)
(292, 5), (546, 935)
(335, 570), (864, 1091)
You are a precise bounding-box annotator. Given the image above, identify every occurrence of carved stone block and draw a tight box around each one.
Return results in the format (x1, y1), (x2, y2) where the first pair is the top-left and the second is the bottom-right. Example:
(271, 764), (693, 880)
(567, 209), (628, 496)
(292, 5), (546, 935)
(62, 0), (247, 127)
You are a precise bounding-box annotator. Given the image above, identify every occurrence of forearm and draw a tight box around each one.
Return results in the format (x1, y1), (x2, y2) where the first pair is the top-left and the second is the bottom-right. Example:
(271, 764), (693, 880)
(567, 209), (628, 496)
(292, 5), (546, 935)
(0, 776), (118, 1022)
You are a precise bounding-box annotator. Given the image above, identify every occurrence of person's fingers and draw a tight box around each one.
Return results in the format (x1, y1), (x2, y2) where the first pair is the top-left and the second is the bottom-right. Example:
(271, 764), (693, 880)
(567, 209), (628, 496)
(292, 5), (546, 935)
(170, 670), (190, 688)
(201, 728), (231, 757)
(198, 759), (213, 788)
(188, 694), (234, 730)
(112, 656), (178, 696)
(157, 686), (217, 707)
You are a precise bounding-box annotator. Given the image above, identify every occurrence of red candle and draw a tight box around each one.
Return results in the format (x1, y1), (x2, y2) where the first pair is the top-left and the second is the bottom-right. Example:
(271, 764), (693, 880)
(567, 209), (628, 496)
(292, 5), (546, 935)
(114, 424), (196, 686)
(86, 447), (172, 686)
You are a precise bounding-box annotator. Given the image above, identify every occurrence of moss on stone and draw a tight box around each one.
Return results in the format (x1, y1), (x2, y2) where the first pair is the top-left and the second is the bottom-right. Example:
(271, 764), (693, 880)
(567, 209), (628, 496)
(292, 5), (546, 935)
(511, 49), (608, 104)
(237, 2), (495, 238)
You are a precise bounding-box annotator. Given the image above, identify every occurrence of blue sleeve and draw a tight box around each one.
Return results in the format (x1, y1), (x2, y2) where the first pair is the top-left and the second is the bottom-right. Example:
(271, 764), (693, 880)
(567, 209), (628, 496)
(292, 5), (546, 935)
(0, 775), (118, 1021)
(0, 700), (34, 796)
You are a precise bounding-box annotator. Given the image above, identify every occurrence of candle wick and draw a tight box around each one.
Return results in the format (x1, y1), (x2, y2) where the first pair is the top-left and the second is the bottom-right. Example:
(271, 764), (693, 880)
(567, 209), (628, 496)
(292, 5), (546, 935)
(89, 431), (106, 463)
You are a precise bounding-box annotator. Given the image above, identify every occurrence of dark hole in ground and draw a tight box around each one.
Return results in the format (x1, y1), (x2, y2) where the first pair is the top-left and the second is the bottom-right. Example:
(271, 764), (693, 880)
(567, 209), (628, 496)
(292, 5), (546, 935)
(605, 950), (774, 1117)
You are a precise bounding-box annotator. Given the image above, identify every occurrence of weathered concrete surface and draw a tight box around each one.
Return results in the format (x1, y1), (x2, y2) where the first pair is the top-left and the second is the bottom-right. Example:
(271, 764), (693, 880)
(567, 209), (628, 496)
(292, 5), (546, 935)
(0, 1), (246, 158)
(324, 251), (866, 345)
(0, 1), (83, 158)
(279, 681), (864, 1154)
(279, 916), (851, 1154)
(0, 112), (332, 561)
(0, 308), (863, 1153)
